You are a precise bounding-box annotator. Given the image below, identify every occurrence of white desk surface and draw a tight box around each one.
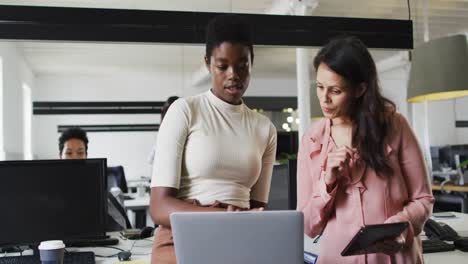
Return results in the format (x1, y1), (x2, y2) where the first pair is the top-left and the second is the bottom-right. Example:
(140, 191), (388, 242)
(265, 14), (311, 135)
(304, 212), (468, 264)
(124, 194), (150, 210)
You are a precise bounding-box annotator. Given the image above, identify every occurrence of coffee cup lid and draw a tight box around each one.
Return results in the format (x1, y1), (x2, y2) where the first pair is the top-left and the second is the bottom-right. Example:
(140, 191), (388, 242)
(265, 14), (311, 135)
(38, 240), (65, 250)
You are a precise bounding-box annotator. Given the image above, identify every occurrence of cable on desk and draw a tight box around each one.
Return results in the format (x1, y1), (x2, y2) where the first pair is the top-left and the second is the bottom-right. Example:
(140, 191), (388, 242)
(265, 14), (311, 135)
(94, 246), (125, 258)
(126, 240), (152, 256)
(94, 241), (138, 258)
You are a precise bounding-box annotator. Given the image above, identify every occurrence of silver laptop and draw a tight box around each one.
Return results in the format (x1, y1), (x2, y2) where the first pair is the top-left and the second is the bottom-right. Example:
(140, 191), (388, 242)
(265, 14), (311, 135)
(170, 210), (304, 264)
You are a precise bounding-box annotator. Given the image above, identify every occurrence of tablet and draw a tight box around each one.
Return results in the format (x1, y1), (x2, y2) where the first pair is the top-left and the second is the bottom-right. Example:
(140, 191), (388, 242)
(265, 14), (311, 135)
(341, 222), (409, 256)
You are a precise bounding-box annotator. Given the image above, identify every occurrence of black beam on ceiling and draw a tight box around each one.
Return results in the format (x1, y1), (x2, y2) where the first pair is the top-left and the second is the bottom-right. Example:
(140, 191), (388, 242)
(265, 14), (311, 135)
(33, 101), (165, 115)
(0, 5), (413, 49)
(456, 121), (468, 128)
(58, 124), (160, 133)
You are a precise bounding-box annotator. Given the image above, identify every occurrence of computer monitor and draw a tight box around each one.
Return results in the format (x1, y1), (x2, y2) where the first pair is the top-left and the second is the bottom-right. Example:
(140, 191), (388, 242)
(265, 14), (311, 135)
(276, 131), (299, 160)
(438, 144), (468, 169)
(0, 159), (108, 247)
(267, 159), (297, 210)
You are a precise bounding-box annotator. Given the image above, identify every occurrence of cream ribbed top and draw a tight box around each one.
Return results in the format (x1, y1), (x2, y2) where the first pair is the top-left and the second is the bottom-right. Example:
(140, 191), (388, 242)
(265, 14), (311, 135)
(151, 90), (277, 208)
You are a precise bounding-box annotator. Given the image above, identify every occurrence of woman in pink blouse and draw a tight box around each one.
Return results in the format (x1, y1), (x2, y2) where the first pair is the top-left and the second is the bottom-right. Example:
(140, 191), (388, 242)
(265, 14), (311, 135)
(297, 36), (434, 263)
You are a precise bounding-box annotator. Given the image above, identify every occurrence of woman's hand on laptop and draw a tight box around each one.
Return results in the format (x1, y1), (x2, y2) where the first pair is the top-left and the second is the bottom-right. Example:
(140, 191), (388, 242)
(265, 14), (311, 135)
(211, 200), (265, 212)
(226, 205), (264, 212)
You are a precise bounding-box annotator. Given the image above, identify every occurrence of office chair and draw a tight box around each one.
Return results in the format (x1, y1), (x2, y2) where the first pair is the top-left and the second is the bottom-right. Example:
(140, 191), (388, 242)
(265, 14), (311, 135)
(107, 192), (132, 231)
(434, 193), (468, 213)
(107, 166), (128, 193)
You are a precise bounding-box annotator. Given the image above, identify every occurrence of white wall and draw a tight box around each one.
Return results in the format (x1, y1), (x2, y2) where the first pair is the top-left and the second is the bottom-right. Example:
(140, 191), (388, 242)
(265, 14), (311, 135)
(379, 65), (410, 117)
(455, 96), (468, 144)
(0, 43), (35, 160)
(32, 70), (298, 181)
(412, 96), (468, 147)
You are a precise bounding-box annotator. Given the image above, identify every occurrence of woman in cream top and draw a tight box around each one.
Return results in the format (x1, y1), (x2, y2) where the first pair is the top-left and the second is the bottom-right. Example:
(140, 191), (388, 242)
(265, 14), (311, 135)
(151, 90), (276, 208)
(149, 14), (276, 264)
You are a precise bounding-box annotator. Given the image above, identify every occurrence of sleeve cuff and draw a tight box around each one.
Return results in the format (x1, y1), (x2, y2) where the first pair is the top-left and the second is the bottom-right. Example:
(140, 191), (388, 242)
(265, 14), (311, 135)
(319, 172), (337, 202)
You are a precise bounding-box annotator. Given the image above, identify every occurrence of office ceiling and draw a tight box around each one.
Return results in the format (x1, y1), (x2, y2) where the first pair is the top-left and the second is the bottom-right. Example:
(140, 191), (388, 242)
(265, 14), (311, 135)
(2, 0), (468, 77)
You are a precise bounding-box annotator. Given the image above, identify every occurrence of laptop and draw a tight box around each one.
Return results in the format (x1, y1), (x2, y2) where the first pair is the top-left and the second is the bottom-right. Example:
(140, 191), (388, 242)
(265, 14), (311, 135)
(170, 210), (304, 264)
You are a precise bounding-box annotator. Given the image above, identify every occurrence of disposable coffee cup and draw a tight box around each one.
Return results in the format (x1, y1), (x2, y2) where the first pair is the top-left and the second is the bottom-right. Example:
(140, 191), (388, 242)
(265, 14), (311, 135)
(38, 240), (65, 264)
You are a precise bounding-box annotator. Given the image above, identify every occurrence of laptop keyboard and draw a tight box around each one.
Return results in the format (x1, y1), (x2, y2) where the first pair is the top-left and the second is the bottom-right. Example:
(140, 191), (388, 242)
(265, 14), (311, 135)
(0, 251), (95, 264)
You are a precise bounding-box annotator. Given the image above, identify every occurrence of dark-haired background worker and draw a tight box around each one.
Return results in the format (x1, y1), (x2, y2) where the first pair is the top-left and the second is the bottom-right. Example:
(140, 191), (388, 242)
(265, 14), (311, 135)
(149, 14), (277, 264)
(59, 127), (88, 160)
(297, 36), (434, 263)
(59, 127), (129, 231)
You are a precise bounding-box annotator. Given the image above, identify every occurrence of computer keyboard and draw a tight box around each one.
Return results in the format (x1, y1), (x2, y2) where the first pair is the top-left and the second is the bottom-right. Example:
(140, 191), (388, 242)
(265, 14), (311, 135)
(422, 239), (456, 253)
(0, 251), (95, 264)
(64, 237), (119, 247)
(304, 251), (318, 264)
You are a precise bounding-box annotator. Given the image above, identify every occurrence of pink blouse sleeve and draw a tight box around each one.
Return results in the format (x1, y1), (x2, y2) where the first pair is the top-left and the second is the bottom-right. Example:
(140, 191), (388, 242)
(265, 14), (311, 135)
(297, 132), (338, 238)
(384, 114), (435, 246)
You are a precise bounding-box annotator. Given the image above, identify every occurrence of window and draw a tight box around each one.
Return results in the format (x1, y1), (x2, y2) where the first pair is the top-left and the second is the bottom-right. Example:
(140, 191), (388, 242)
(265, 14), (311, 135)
(0, 57), (3, 160)
(22, 83), (32, 160)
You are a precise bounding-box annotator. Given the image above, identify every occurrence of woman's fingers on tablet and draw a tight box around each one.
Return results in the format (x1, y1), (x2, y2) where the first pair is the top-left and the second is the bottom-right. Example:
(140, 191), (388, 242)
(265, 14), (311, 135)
(372, 237), (404, 255)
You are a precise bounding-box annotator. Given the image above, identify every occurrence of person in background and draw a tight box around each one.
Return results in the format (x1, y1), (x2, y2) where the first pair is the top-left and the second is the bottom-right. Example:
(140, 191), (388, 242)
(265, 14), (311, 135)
(149, 14), (277, 264)
(59, 127), (88, 159)
(59, 127), (130, 231)
(297, 36), (434, 263)
(161, 96), (180, 121)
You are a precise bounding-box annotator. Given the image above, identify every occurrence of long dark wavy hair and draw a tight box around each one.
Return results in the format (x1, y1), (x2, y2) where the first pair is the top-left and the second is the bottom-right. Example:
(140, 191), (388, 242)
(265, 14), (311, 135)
(313, 36), (396, 177)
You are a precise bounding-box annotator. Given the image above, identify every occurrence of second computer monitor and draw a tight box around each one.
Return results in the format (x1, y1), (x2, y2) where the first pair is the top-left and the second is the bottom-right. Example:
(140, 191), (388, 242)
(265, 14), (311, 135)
(268, 159), (297, 210)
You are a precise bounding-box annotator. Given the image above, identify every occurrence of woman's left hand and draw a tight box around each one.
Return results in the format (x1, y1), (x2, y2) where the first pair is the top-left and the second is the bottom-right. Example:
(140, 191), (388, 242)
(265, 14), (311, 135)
(371, 234), (405, 255)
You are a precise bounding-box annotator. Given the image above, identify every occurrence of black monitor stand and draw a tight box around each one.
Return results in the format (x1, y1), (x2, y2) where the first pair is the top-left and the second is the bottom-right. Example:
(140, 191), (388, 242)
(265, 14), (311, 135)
(64, 236), (119, 247)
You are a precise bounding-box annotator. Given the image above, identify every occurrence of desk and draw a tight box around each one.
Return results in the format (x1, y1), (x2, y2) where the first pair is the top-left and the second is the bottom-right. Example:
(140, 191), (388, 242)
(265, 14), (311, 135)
(304, 212), (468, 263)
(124, 194), (151, 229)
(432, 184), (468, 192)
(3, 213), (466, 263)
(80, 235), (152, 264)
(0, 233), (153, 264)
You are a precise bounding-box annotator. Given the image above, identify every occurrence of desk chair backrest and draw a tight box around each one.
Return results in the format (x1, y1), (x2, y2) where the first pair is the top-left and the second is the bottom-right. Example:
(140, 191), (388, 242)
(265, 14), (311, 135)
(107, 192), (132, 231)
(107, 166), (128, 193)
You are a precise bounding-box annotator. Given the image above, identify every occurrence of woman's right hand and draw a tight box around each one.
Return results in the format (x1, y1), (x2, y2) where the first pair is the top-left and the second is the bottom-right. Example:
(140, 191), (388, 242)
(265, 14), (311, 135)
(324, 146), (355, 188)
(226, 204), (264, 212)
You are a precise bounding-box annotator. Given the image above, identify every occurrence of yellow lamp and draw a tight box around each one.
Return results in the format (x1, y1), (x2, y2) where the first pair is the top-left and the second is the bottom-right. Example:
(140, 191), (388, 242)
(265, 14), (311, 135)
(408, 35), (468, 103)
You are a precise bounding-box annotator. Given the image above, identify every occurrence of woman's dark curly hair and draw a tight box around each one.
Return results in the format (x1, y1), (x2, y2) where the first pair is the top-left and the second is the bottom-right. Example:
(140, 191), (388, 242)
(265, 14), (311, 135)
(59, 127), (88, 155)
(205, 14), (254, 64)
